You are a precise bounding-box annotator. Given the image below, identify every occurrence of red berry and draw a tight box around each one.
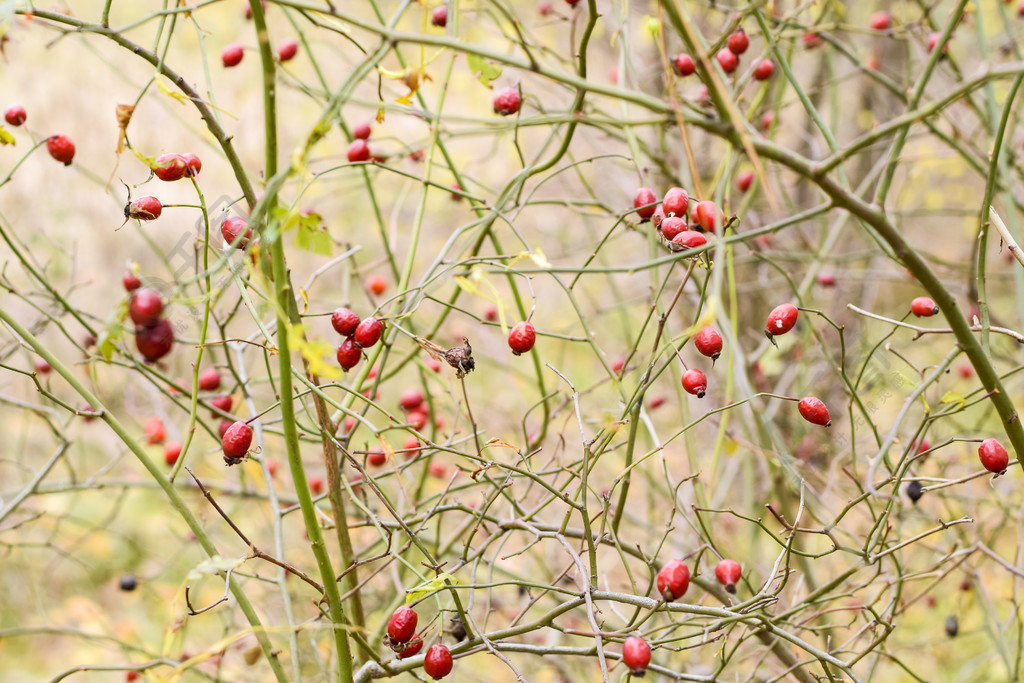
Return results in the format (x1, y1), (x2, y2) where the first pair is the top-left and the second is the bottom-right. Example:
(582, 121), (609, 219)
(737, 170), (754, 193)
(354, 317), (384, 347)
(331, 307), (361, 336)
(682, 369), (707, 398)
(144, 416), (166, 445)
(979, 438), (1009, 474)
(129, 288), (164, 326)
(537, 1), (553, 15)
(222, 43), (244, 67)
(798, 396), (831, 427)
(266, 459), (280, 476)
(277, 38), (299, 62)
(693, 200), (723, 232)
(870, 11), (892, 30)
(761, 111), (774, 131)
(765, 303), (798, 339)
(46, 135), (75, 165)
(309, 476), (324, 495)
(493, 87), (522, 116)
(423, 643), (453, 679)
(428, 461), (448, 478)
(400, 389), (425, 411)
(634, 187), (658, 219)
(656, 559), (690, 600)
(396, 636), (424, 659)
(803, 32), (822, 49)
(154, 153), (188, 181)
(753, 58), (774, 80)
(182, 153), (202, 177)
(716, 48), (738, 73)
(408, 408), (429, 431)
(122, 271), (142, 291)
(136, 318), (174, 361)
(211, 395), (233, 416)
(432, 5), (448, 27)
(387, 606), (419, 643)
(353, 122), (372, 140)
(911, 297), (939, 317)
(347, 139), (370, 163)
(336, 337), (362, 370)
(403, 435), (421, 459)
(218, 419), (233, 439)
(198, 368), (221, 391)
(715, 559), (742, 593)
(508, 321), (536, 355)
(672, 231), (707, 251)
(611, 356), (626, 373)
(125, 195), (163, 221)
(621, 636), (651, 675)
(726, 29), (749, 55)
(660, 216), (687, 240)
(648, 395), (665, 409)
(694, 326), (723, 361)
(662, 187), (689, 217)
(426, 357), (442, 372)
(164, 441), (182, 466)
(816, 272), (836, 287)
(5, 104), (27, 126)
(368, 449), (387, 467)
(367, 274), (387, 295)
(34, 358), (51, 374)
(673, 53), (696, 76)
(927, 32), (946, 54)
(221, 421), (253, 460)
(221, 215), (253, 249)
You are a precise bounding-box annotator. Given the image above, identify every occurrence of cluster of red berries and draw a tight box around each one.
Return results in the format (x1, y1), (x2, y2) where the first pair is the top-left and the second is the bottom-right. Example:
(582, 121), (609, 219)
(671, 28), (773, 81)
(348, 121), (373, 163)
(400, 388), (433, 438)
(143, 416), (183, 466)
(128, 287), (175, 363)
(152, 152), (201, 182)
(331, 307), (384, 371)
(385, 605), (454, 677)
(633, 185), (725, 253)
(762, 303), (833, 427)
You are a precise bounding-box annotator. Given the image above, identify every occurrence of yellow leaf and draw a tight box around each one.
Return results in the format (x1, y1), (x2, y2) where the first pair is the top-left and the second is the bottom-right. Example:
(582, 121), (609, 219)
(940, 391), (966, 410)
(455, 275), (478, 295)
(299, 287), (309, 313)
(287, 323), (342, 380)
(155, 75), (189, 105)
(405, 572), (457, 605)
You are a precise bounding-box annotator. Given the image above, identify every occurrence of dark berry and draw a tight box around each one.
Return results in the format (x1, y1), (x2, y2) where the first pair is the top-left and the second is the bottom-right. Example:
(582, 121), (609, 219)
(135, 318), (174, 362)
(119, 574), (138, 591)
(906, 480), (924, 503)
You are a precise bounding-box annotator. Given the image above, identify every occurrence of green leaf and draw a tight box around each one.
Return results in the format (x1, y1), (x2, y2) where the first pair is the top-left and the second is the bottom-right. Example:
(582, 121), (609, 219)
(466, 53), (502, 88)
(405, 572), (457, 605)
(187, 555), (245, 581)
(940, 391), (966, 410)
(294, 211), (332, 256)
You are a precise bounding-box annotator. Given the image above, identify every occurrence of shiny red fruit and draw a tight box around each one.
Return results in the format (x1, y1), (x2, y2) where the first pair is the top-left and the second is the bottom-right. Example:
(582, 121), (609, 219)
(354, 317), (384, 347)
(129, 289), (164, 326)
(347, 139), (370, 163)
(387, 606), (418, 643)
(694, 326), (723, 361)
(221, 215), (253, 249)
(368, 449), (387, 467)
(672, 231), (707, 251)
(682, 369), (707, 398)
(753, 59), (774, 80)
(432, 5), (448, 27)
(400, 389), (425, 411)
(737, 170), (754, 193)
(662, 187), (689, 217)
(693, 200), (723, 232)
(122, 271), (142, 291)
(798, 396), (831, 427)
(135, 319), (174, 362)
(493, 87), (521, 116)
(353, 122), (372, 140)
(715, 559), (742, 593)
(144, 416), (166, 445)
(660, 216), (687, 240)
(125, 195), (162, 221)
(34, 359), (51, 375)
(403, 435), (421, 459)
(336, 337), (362, 370)
(622, 635), (651, 675)
(871, 11), (892, 30)
(222, 43), (244, 67)
(716, 48), (738, 73)
(423, 643), (453, 679)
(278, 38), (299, 62)
(673, 53), (696, 76)
(182, 153), (202, 177)
(198, 368), (221, 391)
(331, 308), (361, 336)
(221, 421), (253, 460)
(4, 105), (26, 126)
(218, 419), (233, 439)
(979, 438), (1009, 474)
(634, 187), (658, 219)
(726, 29), (749, 55)
(153, 153), (188, 181)
(164, 441), (182, 466)
(396, 636), (424, 659)
(211, 395), (233, 416)
(765, 303), (798, 339)
(911, 297), (939, 317)
(46, 135), (76, 165)
(656, 559), (690, 600)
(508, 321), (536, 355)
